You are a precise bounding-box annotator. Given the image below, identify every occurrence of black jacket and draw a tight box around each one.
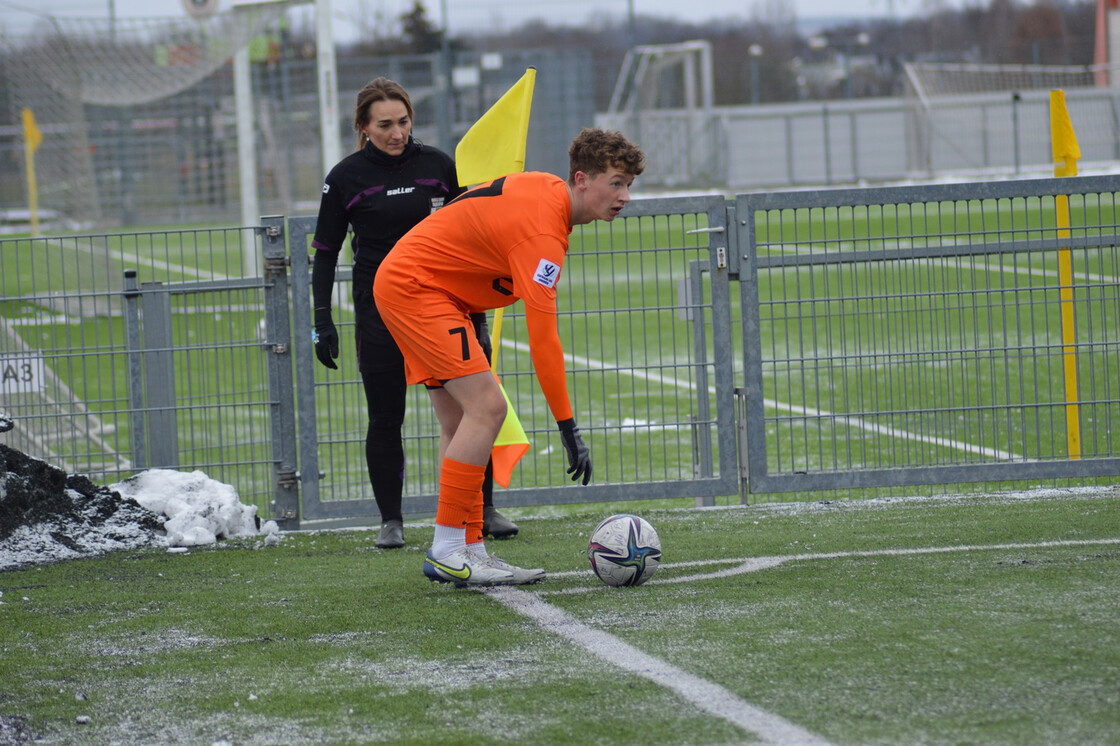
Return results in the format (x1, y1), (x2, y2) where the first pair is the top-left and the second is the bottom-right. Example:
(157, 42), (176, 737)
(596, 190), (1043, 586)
(311, 138), (464, 303)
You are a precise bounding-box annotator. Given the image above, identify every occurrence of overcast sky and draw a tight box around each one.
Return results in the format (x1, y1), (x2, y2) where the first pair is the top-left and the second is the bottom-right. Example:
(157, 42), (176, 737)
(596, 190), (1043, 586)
(3, 0), (965, 41)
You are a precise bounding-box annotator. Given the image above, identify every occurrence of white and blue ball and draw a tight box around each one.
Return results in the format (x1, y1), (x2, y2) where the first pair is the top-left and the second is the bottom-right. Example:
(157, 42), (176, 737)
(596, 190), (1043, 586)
(587, 514), (662, 587)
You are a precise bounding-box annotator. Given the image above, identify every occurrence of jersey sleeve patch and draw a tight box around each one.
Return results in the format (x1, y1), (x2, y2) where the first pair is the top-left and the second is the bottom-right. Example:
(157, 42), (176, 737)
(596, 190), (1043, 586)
(532, 258), (561, 289)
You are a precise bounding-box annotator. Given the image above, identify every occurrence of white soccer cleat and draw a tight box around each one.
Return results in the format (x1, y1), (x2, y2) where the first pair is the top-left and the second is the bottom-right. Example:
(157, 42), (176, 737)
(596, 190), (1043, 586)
(483, 553), (545, 585)
(423, 547), (517, 587)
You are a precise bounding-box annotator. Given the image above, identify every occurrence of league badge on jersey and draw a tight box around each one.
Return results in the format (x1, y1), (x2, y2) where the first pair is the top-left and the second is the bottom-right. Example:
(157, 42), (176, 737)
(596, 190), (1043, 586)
(533, 259), (561, 289)
(429, 196), (445, 213)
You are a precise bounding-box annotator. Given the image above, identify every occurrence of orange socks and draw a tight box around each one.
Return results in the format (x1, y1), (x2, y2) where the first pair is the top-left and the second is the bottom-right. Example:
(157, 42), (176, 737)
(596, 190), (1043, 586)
(434, 458), (486, 547)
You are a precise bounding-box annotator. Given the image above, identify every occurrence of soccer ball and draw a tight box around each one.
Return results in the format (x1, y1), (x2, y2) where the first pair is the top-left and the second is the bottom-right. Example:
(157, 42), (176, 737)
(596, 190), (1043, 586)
(587, 514), (662, 587)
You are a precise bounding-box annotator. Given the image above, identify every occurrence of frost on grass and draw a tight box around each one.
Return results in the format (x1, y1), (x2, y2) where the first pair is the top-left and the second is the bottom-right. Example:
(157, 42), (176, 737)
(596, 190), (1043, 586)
(334, 641), (584, 692)
(0, 714), (32, 745)
(78, 628), (226, 658)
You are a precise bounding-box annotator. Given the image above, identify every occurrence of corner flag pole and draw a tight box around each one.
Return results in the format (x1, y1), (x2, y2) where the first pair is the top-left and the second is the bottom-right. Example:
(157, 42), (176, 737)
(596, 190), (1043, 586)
(455, 68), (537, 487)
(1050, 89), (1081, 459)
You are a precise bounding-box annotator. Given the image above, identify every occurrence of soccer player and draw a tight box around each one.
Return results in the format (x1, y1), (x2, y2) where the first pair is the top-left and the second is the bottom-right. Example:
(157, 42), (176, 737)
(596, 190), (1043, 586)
(311, 78), (520, 549)
(373, 128), (646, 585)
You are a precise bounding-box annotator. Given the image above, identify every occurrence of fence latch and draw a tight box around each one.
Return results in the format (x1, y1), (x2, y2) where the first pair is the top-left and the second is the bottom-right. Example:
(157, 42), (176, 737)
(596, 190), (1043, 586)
(686, 226), (728, 269)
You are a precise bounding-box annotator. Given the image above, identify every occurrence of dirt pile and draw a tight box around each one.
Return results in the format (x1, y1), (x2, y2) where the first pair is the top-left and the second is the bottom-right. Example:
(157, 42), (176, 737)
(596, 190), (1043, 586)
(0, 443), (165, 572)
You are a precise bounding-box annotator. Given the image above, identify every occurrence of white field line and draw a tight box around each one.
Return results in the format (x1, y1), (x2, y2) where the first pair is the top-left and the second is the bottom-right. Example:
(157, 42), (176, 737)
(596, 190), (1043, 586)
(540, 537), (1120, 591)
(61, 238), (357, 315)
(488, 538), (1118, 742)
(499, 338), (1022, 461)
(763, 242), (1115, 287)
(484, 585), (834, 746)
(52, 236), (227, 283)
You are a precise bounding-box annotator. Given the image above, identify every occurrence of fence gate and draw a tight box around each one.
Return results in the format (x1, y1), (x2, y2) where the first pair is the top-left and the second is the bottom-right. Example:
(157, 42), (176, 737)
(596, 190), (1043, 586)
(0, 225), (292, 516)
(736, 174), (1120, 494)
(284, 195), (740, 525)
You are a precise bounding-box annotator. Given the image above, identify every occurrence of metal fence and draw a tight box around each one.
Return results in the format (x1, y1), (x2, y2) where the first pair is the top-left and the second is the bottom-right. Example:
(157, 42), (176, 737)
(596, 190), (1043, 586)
(0, 225), (283, 509)
(0, 46), (594, 231)
(2, 177), (1117, 527)
(736, 174), (1120, 493)
(598, 85), (1120, 190)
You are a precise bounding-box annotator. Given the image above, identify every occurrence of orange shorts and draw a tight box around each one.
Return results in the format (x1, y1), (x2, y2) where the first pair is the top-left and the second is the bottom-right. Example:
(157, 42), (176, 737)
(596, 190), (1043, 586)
(374, 275), (491, 387)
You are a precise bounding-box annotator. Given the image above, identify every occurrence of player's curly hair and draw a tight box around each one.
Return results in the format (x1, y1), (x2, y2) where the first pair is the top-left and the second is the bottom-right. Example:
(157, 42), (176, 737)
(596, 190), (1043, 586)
(353, 78), (414, 152)
(567, 128), (645, 182)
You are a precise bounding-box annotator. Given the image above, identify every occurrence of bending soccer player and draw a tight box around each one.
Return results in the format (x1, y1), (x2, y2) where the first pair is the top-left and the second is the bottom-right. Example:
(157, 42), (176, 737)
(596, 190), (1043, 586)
(374, 128), (646, 586)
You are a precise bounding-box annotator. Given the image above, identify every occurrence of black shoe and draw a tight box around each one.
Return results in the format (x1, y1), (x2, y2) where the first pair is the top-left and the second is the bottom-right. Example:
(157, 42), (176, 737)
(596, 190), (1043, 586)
(482, 507), (519, 539)
(375, 520), (404, 548)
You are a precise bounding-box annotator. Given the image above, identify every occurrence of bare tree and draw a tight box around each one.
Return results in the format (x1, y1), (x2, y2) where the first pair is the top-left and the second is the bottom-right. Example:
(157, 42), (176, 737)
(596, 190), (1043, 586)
(1012, 2), (1067, 63)
(401, 1), (443, 54)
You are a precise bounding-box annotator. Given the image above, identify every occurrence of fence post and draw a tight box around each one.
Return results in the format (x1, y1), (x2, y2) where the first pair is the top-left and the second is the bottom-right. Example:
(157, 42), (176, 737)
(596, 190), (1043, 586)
(822, 103), (833, 185)
(702, 202), (740, 504)
(685, 259), (713, 487)
(122, 269), (145, 470)
(260, 216), (301, 528)
(1011, 91), (1022, 174)
(140, 281), (178, 469)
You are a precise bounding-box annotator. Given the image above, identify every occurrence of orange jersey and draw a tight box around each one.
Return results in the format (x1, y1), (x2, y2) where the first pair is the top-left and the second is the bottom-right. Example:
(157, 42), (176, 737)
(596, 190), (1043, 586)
(375, 171), (574, 421)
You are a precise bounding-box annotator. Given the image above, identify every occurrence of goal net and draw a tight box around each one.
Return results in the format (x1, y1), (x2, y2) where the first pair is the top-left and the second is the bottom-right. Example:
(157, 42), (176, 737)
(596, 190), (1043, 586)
(3, 2), (295, 227)
(600, 40), (724, 187)
(903, 62), (1120, 176)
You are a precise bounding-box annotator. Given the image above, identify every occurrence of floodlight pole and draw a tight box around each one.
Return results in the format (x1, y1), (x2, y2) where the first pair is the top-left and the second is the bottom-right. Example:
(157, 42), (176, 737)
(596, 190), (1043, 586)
(438, 0), (452, 149)
(316, 0), (341, 171)
(234, 47), (261, 276)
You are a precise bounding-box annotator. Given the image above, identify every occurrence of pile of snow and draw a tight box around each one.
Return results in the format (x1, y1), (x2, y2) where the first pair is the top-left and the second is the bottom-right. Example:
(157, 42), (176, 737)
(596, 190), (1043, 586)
(0, 443), (279, 573)
(112, 468), (276, 548)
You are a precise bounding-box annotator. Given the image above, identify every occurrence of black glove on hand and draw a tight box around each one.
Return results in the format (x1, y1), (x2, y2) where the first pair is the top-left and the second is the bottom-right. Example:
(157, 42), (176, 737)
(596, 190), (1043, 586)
(471, 313), (492, 362)
(557, 418), (592, 485)
(313, 307), (339, 370)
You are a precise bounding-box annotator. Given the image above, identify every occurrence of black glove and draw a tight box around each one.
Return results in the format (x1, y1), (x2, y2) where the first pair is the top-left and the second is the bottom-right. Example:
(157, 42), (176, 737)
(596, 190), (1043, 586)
(313, 307), (339, 369)
(557, 418), (592, 485)
(471, 313), (492, 362)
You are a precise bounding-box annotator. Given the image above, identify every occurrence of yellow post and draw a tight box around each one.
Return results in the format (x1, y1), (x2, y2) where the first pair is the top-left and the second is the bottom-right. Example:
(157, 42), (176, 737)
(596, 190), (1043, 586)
(1049, 90), (1081, 459)
(490, 308), (504, 373)
(20, 108), (43, 236)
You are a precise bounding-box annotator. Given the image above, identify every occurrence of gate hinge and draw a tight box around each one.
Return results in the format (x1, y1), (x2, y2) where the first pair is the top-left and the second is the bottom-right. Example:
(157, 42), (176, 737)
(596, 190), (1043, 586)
(276, 469), (298, 490)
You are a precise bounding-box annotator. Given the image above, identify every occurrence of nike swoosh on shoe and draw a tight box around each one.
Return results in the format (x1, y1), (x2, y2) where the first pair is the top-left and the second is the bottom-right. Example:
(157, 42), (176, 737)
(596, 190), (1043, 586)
(428, 558), (471, 580)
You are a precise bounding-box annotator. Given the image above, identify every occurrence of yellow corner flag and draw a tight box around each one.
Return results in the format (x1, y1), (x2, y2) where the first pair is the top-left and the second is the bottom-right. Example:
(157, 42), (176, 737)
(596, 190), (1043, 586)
(21, 108), (43, 235)
(21, 108), (43, 154)
(491, 378), (531, 488)
(455, 67), (536, 186)
(487, 292), (531, 487)
(1050, 89), (1081, 177)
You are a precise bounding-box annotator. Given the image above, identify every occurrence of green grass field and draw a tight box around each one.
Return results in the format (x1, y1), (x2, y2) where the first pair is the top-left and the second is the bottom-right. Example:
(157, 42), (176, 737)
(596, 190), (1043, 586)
(2, 490), (1118, 745)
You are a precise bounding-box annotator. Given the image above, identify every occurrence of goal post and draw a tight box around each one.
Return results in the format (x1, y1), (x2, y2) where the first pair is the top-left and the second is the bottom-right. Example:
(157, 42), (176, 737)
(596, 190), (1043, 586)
(2, 0), (324, 238)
